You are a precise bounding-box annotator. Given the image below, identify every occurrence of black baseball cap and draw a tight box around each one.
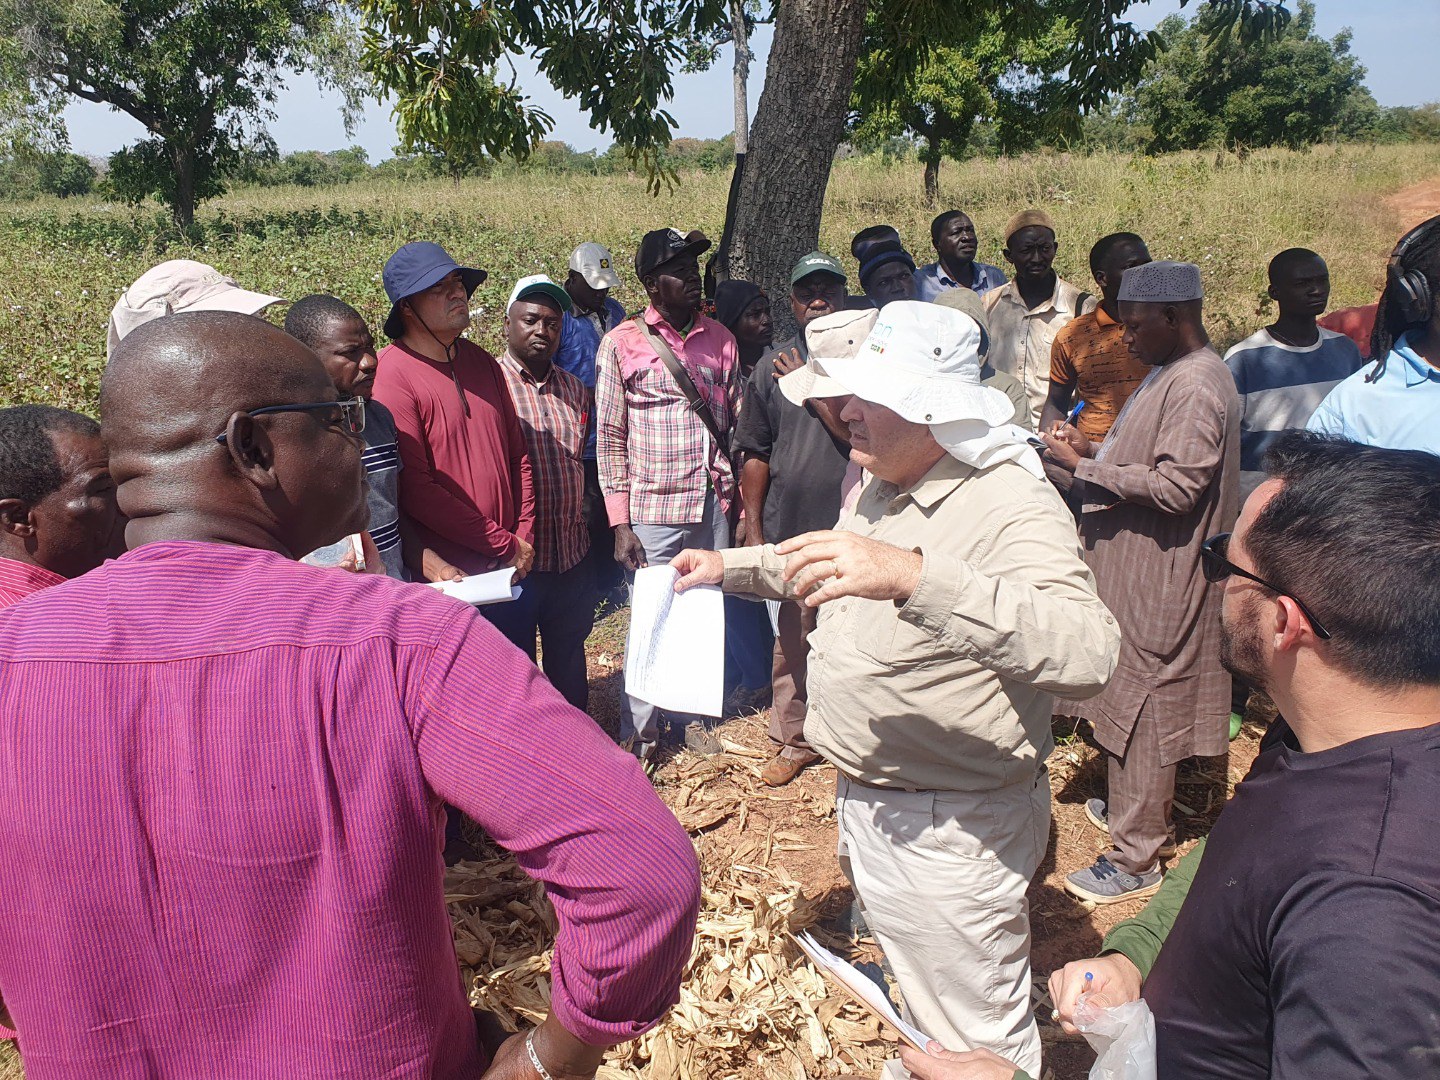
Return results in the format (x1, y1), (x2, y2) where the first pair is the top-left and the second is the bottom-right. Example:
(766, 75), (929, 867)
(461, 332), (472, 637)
(634, 227), (712, 280)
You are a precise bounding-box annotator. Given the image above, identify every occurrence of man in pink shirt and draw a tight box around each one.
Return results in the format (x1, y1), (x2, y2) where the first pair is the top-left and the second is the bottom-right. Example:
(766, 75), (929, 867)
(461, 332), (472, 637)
(372, 241), (538, 651)
(596, 228), (742, 764)
(0, 312), (701, 1079)
(0, 405), (123, 607)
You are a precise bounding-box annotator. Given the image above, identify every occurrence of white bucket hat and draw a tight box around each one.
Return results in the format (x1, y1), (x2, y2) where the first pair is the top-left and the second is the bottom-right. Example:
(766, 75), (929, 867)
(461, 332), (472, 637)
(816, 300), (1013, 426)
(779, 307), (878, 407)
(107, 259), (284, 358)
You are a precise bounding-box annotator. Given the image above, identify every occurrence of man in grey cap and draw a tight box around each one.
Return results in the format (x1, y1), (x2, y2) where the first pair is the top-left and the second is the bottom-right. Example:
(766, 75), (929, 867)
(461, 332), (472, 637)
(674, 300), (1119, 1075)
(1042, 261), (1240, 905)
(558, 243), (628, 598)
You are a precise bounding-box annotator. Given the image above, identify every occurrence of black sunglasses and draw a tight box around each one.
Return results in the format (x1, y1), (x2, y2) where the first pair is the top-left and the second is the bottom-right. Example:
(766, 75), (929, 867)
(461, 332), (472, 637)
(214, 398), (366, 445)
(1201, 533), (1332, 641)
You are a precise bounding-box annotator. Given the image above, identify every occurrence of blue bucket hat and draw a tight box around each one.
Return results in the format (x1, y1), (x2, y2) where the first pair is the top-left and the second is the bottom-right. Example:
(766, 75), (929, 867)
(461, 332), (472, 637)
(382, 241), (487, 340)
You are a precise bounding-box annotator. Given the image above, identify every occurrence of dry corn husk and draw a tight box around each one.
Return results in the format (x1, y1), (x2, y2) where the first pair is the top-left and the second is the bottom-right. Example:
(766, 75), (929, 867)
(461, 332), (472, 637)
(446, 751), (894, 1079)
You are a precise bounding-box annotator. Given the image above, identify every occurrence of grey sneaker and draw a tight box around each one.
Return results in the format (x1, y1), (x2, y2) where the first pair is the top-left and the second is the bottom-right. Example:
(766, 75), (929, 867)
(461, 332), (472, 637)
(1083, 798), (1178, 858)
(1064, 855), (1163, 905)
(682, 722), (725, 756)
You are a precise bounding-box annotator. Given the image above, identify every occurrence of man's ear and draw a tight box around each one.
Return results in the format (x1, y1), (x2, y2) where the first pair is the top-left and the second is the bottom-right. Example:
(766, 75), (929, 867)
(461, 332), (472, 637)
(0, 498), (35, 538)
(1266, 282), (1279, 304)
(222, 413), (281, 492)
(1001, 246), (1015, 265)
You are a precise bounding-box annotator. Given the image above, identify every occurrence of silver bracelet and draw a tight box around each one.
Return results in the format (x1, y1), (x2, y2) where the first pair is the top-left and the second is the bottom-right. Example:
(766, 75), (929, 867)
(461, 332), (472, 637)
(525, 1030), (557, 1080)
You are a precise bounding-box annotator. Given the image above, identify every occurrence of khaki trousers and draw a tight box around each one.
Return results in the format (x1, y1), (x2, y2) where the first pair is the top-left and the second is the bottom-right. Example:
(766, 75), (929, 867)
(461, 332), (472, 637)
(835, 772), (1048, 1079)
(769, 601), (817, 759)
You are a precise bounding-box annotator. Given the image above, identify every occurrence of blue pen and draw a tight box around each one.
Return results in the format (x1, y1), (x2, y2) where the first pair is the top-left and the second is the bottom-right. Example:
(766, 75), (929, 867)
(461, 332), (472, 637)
(1066, 400), (1086, 427)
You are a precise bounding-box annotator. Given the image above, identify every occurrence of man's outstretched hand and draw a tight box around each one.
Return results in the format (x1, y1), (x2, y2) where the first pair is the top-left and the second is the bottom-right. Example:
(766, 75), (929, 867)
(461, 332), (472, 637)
(775, 530), (922, 607)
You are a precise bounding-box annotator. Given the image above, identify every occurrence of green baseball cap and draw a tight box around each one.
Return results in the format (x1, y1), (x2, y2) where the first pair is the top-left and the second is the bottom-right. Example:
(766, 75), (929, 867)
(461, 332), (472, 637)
(790, 251), (847, 285)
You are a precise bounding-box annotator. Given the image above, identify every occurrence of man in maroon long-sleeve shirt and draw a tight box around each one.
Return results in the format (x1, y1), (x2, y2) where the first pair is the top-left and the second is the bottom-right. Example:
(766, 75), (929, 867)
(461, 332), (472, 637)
(0, 311), (700, 1079)
(373, 241), (538, 650)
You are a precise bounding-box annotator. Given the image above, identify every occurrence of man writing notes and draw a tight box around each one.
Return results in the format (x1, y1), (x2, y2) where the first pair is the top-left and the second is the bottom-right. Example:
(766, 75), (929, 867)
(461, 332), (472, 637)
(1042, 261), (1239, 905)
(0, 313), (699, 1080)
(673, 301), (1119, 1077)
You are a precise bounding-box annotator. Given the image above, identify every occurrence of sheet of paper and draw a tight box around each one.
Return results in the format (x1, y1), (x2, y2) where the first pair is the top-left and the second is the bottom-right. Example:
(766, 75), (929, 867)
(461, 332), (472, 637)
(765, 598), (782, 636)
(427, 568), (521, 607)
(793, 930), (940, 1051)
(624, 564), (724, 716)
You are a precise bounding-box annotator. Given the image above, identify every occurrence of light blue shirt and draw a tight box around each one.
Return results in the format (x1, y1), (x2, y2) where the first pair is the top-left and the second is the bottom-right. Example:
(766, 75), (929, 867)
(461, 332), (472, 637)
(914, 260), (1008, 302)
(1307, 333), (1440, 455)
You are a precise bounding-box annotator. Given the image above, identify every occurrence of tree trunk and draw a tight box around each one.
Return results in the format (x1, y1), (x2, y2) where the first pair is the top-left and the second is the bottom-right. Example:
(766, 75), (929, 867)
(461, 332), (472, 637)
(730, 0), (751, 155)
(923, 136), (941, 207)
(704, 0), (754, 294)
(171, 144), (197, 228)
(727, 0), (867, 336)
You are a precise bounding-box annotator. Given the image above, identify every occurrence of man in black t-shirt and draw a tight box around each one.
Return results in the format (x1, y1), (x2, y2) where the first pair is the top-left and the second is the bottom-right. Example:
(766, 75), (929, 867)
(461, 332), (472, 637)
(1044, 431), (1440, 1079)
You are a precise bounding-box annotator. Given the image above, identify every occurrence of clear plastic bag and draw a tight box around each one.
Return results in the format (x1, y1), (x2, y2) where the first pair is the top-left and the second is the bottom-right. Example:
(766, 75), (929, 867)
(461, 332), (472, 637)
(1072, 995), (1157, 1080)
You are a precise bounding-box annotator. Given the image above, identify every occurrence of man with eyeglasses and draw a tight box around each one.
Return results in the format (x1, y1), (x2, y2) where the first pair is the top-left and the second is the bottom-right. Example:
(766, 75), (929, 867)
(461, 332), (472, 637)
(983, 209), (1097, 429)
(1042, 432), (1440, 1080)
(0, 311), (700, 1079)
(372, 242), (537, 650)
(1041, 261), (1239, 904)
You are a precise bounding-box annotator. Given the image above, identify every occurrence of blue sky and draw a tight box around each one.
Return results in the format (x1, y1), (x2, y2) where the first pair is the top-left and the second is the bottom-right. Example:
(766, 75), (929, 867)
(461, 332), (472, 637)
(62, 0), (1431, 162)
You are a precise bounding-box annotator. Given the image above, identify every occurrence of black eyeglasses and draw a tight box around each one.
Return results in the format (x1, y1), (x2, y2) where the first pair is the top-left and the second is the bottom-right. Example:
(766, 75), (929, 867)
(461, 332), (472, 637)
(214, 398), (366, 444)
(1201, 533), (1332, 640)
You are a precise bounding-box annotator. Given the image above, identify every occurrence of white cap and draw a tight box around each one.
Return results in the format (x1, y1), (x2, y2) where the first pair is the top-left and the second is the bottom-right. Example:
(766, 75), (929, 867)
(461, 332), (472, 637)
(568, 242), (622, 290)
(818, 300), (1013, 425)
(107, 259), (284, 358)
(779, 308), (879, 407)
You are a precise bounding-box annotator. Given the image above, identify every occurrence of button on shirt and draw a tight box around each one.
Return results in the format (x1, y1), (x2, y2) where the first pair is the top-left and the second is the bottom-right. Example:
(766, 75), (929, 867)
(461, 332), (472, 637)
(984, 276), (1096, 429)
(555, 297), (626, 460)
(498, 351), (589, 574)
(0, 542), (700, 1079)
(913, 260), (1009, 302)
(374, 339), (536, 576)
(721, 455), (1120, 792)
(596, 306), (741, 527)
(0, 558), (65, 609)
(1307, 333), (1440, 455)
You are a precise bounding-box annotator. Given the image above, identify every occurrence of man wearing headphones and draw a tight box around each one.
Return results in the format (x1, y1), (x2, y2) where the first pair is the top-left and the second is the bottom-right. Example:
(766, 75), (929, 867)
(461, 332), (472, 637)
(1308, 215), (1440, 454)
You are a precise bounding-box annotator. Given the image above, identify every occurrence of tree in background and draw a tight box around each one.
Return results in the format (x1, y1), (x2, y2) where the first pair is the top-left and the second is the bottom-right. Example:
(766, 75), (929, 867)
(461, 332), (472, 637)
(1130, 1), (1365, 152)
(849, 7), (1074, 205)
(0, 0), (366, 225)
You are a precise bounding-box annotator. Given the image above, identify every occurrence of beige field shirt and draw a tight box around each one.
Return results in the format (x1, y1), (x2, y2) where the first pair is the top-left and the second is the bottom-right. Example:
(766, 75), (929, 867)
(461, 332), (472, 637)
(721, 454), (1120, 792)
(983, 276), (1097, 429)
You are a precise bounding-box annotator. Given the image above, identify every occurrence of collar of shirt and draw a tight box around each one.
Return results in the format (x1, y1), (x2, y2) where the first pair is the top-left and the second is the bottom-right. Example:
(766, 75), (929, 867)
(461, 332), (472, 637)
(0, 556), (67, 605)
(643, 303), (706, 345)
(868, 454), (973, 512)
(1092, 303), (1118, 328)
(500, 348), (558, 386)
(995, 276), (1082, 318)
(1395, 334), (1440, 387)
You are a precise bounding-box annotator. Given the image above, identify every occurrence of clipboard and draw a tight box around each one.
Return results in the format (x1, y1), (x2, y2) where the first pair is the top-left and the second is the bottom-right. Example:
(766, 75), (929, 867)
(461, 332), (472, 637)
(791, 930), (956, 1052)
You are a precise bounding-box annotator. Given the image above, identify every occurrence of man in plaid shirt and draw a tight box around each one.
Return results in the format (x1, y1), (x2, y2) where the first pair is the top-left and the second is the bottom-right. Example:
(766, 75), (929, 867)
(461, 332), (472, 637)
(497, 275), (594, 711)
(596, 228), (741, 764)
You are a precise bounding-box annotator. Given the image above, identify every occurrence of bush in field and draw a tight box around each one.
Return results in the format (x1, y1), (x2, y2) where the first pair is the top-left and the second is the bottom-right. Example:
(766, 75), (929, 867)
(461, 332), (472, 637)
(0, 151), (97, 200)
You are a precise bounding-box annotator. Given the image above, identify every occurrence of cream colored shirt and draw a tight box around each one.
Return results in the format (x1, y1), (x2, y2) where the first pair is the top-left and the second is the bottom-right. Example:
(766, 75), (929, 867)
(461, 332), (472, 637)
(721, 454), (1120, 792)
(983, 276), (1097, 429)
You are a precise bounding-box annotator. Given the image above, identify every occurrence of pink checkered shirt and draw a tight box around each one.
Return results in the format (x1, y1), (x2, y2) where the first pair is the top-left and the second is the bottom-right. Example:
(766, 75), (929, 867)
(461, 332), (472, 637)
(498, 351), (589, 574)
(595, 306), (740, 526)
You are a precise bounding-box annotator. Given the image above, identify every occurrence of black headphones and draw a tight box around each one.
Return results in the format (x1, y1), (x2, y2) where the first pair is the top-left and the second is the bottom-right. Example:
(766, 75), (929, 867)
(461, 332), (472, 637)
(1387, 217), (1438, 326)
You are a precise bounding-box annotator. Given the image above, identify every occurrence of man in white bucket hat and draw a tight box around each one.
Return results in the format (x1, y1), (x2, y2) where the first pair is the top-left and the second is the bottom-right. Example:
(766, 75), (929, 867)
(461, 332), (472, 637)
(673, 300), (1120, 1076)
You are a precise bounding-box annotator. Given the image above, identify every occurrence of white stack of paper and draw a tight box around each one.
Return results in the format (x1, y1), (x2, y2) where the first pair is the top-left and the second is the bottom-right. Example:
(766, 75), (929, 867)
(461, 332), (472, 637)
(426, 568), (521, 606)
(793, 930), (942, 1051)
(624, 564), (724, 716)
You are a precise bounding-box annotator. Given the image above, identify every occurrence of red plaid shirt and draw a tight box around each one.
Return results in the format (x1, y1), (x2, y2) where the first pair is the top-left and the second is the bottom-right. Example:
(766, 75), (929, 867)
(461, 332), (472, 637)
(595, 307), (740, 526)
(499, 352), (589, 574)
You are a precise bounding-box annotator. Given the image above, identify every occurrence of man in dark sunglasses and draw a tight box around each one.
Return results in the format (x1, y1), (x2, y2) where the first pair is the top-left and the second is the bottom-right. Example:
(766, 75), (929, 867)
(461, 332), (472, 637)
(0, 311), (699, 1078)
(1047, 432), (1440, 1080)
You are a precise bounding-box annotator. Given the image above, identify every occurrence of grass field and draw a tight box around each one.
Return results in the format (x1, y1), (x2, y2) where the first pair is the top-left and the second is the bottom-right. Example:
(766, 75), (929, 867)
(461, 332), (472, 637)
(2, 142), (1438, 415)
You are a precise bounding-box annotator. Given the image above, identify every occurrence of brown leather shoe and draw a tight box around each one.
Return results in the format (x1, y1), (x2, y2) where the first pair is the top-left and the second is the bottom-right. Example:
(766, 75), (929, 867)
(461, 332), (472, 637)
(761, 752), (819, 787)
